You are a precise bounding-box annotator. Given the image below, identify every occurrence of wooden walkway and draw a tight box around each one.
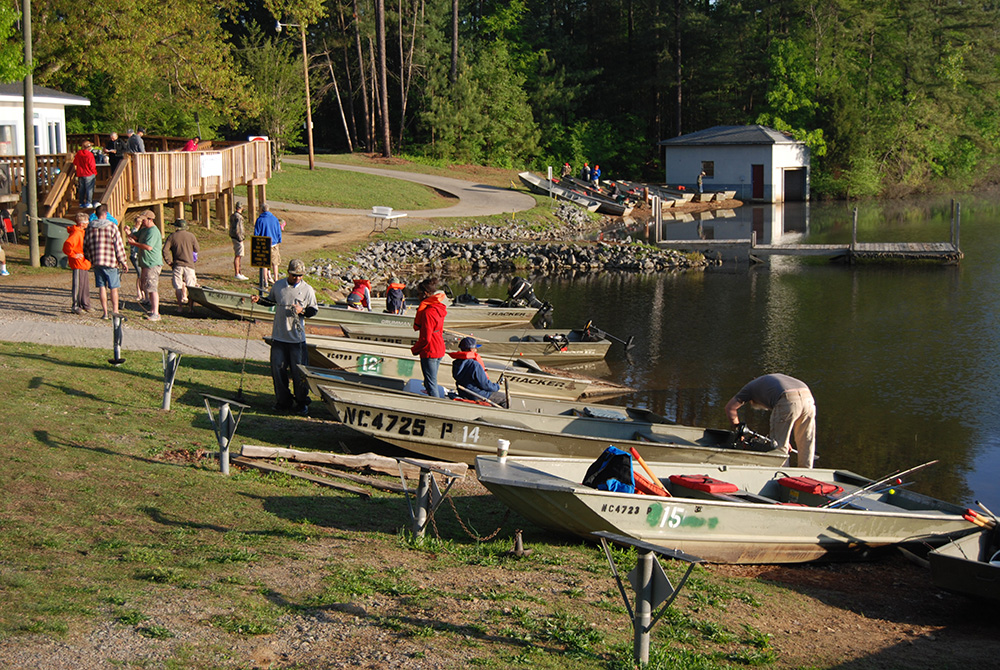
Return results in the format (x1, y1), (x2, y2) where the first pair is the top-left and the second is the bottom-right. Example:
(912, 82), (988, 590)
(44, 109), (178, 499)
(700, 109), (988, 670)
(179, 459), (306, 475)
(653, 205), (964, 264)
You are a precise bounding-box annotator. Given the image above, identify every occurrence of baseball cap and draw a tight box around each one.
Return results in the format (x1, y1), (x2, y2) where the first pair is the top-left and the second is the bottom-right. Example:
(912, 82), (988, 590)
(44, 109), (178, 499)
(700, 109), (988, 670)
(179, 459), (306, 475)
(173, 219), (188, 229)
(288, 259), (306, 276)
(459, 337), (480, 351)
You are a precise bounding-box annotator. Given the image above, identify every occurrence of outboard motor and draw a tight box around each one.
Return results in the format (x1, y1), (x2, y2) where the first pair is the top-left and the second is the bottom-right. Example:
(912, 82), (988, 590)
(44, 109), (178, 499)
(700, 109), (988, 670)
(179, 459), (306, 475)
(506, 276), (543, 308)
(733, 424), (778, 452)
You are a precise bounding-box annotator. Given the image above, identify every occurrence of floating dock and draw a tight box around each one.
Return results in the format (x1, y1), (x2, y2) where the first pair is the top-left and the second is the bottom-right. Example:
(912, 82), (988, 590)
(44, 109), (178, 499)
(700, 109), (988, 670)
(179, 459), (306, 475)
(653, 203), (964, 265)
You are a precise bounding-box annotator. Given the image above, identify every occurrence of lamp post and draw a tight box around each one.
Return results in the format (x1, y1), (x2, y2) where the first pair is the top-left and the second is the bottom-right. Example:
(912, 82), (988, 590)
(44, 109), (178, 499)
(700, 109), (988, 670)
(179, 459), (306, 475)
(23, 0), (39, 266)
(276, 20), (315, 170)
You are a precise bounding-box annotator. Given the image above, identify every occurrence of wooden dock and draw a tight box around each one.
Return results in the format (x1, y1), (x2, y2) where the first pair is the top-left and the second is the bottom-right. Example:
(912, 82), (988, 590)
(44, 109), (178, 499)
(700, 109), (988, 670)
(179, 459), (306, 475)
(653, 204), (964, 264)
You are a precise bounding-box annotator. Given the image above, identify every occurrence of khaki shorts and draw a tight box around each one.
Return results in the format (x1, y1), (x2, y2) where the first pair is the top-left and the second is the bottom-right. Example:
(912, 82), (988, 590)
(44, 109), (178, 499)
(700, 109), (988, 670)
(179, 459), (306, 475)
(140, 265), (162, 294)
(232, 238), (244, 257)
(172, 265), (198, 290)
(270, 244), (281, 269)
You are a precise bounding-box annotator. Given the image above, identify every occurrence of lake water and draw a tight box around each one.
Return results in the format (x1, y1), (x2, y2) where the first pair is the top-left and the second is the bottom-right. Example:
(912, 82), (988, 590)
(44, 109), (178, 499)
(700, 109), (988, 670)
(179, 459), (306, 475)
(465, 194), (1000, 505)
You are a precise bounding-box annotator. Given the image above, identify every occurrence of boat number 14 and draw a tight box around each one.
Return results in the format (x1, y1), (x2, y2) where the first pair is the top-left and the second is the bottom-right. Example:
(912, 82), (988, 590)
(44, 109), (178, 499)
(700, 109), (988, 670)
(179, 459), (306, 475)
(438, 422), (481, 443)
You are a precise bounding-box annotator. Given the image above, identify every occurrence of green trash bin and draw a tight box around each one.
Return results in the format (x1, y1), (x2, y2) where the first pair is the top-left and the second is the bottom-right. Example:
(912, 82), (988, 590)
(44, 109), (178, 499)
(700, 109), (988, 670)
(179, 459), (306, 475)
(42, 218), (75, 268)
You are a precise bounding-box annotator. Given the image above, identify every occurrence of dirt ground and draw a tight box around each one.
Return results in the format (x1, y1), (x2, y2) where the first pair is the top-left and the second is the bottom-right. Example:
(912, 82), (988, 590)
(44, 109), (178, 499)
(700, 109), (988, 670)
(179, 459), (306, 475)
(2, 202), (999, 669)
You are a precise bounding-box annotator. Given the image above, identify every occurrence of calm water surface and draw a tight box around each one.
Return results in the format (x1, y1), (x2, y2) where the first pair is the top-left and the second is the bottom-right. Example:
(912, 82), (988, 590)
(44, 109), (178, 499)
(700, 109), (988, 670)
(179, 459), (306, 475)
(464, 194), (1000, 504)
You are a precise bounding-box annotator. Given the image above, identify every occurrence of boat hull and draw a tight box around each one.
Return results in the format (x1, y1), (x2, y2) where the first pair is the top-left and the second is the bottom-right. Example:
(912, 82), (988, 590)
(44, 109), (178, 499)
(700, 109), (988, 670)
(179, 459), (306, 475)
(188, 286), (544, 329)
(476, 456), (972, 564)
(929, 530), (1000, 601)
(317, 384), (787, 467)
(339, 324), (613, 366)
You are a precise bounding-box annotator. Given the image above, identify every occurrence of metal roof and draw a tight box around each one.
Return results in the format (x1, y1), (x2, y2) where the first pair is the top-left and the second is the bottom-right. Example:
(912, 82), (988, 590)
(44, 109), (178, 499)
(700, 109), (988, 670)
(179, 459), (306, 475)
(0, 83), (90, 106)
(660, 125), (799, 146)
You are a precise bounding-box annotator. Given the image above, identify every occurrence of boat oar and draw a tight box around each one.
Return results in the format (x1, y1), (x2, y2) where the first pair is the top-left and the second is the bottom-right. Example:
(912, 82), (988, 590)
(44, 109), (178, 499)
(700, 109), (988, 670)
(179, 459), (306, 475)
(583, 321), (636, 353)
(976, 500), (999, 521)
(629, 447), (671, 497)
(821, 460), (939, 509)
(965, 509), (998, 529)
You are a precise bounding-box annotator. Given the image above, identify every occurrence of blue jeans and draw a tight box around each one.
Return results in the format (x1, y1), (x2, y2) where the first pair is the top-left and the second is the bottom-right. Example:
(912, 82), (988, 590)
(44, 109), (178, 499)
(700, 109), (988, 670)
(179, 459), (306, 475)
(420, 356), (442, 398)
(78, 174), (95, 206)
(270, 340), (310, 409)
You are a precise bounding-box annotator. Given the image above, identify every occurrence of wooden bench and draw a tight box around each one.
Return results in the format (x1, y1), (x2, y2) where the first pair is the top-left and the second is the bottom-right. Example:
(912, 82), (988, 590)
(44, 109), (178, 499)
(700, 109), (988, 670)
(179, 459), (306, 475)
(368, 206), (407, 235)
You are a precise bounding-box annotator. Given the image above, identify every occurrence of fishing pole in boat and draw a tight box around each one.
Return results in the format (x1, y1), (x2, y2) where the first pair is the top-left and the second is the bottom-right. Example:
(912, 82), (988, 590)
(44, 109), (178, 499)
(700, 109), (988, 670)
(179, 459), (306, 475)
(976, 500), (998, 521)
(821, 460), (939, 509)
(582, 320), (636, 354)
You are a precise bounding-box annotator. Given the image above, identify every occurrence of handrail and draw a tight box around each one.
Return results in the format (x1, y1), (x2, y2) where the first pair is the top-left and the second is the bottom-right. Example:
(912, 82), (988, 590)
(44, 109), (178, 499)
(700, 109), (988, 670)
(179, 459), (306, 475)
(100, 159), (133, 223)
(40, 156), (77, 218)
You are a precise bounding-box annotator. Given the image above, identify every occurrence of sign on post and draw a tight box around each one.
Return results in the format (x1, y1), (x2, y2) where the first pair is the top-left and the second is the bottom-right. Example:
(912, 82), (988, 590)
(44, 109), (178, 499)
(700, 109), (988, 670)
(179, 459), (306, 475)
(250, 235), (271, 268)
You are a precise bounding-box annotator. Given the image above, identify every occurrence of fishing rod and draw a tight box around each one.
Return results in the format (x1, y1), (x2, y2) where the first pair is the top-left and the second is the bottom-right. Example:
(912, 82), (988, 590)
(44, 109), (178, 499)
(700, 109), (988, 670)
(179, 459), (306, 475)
(821, 460), (939, 509)
(235, 297), (255, 403)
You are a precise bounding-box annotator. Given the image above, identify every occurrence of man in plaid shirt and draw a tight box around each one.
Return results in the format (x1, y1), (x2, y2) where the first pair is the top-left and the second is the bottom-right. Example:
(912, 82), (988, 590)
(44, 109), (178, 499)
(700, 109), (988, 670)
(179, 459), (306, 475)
(83, 205), (129, 319)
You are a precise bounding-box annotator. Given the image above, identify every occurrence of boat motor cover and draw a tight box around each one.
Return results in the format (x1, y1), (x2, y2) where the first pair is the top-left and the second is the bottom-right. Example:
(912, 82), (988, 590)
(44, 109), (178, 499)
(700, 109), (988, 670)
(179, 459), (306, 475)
(668, 474), (739, 494)
(583, 446), (635, 494)
(777, 476), (844, 496)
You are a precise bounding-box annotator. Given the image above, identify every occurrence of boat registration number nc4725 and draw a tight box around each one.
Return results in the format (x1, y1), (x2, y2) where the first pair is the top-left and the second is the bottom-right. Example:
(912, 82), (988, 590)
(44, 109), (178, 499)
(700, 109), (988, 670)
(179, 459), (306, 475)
(341, 407), (484, 443)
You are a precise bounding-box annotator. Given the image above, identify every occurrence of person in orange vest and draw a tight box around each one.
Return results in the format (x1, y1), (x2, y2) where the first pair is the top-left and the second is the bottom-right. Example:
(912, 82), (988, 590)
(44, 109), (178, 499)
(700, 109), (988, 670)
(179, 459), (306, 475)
(450, 337), (507, 406)
(385, 277), (406, 314)
(63, 213), (92, 313)
(346, 277), (372, 310)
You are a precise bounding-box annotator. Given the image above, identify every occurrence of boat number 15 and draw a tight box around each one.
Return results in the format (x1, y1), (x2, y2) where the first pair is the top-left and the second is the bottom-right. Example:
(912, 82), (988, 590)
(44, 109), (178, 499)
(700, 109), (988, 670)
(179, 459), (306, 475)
(648, 503), (685, 529)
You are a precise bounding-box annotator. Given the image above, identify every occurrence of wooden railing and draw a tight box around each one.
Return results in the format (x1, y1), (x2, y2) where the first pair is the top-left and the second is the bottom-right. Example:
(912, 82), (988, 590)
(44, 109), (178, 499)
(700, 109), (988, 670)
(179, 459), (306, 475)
(127, 140), (271, 204)
(33, 140), (271, 222)
(0, 153), (75, 202)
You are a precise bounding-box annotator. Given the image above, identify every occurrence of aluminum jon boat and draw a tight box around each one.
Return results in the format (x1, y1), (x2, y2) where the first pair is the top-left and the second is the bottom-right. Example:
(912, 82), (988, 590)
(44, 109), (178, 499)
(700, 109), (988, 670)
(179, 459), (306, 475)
(338, 324), (615, 366)
(928, 528), (1000, 601)
(188, 286), (547, 329)
(317, 383), (787, 467)
(475, 456), (974, 564)
(294, 333), (633, 401)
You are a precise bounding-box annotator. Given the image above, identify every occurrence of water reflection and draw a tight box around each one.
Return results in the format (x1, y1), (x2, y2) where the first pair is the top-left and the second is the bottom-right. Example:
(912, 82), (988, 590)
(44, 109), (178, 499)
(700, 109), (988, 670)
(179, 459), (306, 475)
(451, 196), (1000, 504)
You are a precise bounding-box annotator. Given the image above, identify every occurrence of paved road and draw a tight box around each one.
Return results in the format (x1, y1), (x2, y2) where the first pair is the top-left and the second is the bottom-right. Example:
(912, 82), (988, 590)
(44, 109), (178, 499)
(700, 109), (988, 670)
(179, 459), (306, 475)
(276, 159), (536, 218)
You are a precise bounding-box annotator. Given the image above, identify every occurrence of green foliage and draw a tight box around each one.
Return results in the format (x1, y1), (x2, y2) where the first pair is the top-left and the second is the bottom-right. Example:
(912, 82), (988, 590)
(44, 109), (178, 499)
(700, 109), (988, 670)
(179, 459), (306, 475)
(0, 5), (27, 83)
(238, 24), (306, 168)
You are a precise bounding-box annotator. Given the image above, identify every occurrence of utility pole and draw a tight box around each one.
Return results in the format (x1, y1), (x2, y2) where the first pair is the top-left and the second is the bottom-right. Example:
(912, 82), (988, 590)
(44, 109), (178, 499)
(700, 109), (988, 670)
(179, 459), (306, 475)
(23, 0), (39, 266)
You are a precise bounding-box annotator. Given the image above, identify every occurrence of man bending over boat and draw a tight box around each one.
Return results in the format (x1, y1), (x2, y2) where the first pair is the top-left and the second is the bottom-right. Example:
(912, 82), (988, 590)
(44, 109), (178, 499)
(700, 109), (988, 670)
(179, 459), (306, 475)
(725, 374), (816, 468)
(450, 337), (507, 407)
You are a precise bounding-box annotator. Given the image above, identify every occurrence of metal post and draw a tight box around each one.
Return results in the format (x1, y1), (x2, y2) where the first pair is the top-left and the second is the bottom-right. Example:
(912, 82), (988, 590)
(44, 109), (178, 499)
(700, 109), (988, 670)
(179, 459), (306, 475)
(109, 314), (127, 365)
(413, 469), (432, 538)
(201, 394), (249, 475)
(851, 207), (858, 249)
(161, 348), (182, 410)
(955, 201), (961, 251)
(634, 550), (653, 665)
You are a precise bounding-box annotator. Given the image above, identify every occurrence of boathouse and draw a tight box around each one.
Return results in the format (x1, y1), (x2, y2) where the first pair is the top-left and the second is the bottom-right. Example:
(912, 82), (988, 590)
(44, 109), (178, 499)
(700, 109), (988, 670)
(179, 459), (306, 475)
(0, 84), (90, 156)
(659, 125), (809, 203)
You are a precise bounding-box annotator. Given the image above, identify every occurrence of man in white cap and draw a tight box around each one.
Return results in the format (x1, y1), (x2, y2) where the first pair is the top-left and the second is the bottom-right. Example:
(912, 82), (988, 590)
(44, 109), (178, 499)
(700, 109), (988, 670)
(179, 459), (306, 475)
(252, 259), (318, 415)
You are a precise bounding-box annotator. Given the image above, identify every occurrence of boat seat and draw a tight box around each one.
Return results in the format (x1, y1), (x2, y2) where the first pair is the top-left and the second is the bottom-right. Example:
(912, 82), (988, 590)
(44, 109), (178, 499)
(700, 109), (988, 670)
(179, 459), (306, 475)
(667, 474), (779, 505)
(633, 431), (675, 444)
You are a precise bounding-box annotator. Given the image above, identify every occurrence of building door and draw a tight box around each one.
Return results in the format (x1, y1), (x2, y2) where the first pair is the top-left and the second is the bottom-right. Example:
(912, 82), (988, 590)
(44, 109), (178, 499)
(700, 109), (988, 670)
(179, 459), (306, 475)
(783, 168), (807, 201)
(751, 164), (764, 200)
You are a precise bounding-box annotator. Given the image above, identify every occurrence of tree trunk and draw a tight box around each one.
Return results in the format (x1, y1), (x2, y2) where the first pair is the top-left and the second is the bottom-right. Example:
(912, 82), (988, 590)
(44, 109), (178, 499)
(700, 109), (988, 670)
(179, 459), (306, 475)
(397, 0), (422, 147)
(353, 0), (372, 151)
(322, 44), (354, 152)
(450, 0), (459, 84)
(674, 0), (682, 136)
(375, 0), (392, 157)
(338, 6), (359, 150)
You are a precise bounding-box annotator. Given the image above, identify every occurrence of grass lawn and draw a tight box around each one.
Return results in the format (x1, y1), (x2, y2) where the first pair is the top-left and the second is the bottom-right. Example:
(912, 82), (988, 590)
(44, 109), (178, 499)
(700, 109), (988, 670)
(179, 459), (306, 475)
(266, 162), (456, 210)
(0, 340), (781, 668)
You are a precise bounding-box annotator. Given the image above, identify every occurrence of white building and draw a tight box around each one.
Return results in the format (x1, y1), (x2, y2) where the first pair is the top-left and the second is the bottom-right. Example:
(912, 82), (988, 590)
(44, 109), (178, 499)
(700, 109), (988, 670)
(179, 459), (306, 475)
(0, 83), (90, 156)
(659, 125), (810, 203)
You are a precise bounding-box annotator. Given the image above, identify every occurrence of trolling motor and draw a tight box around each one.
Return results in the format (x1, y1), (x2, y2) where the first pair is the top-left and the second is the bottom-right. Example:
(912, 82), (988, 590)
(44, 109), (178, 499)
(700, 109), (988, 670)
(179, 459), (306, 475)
(583, 321), (636, 353)
(733, 423), (777, 452)
(505, 276), (544, 308)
